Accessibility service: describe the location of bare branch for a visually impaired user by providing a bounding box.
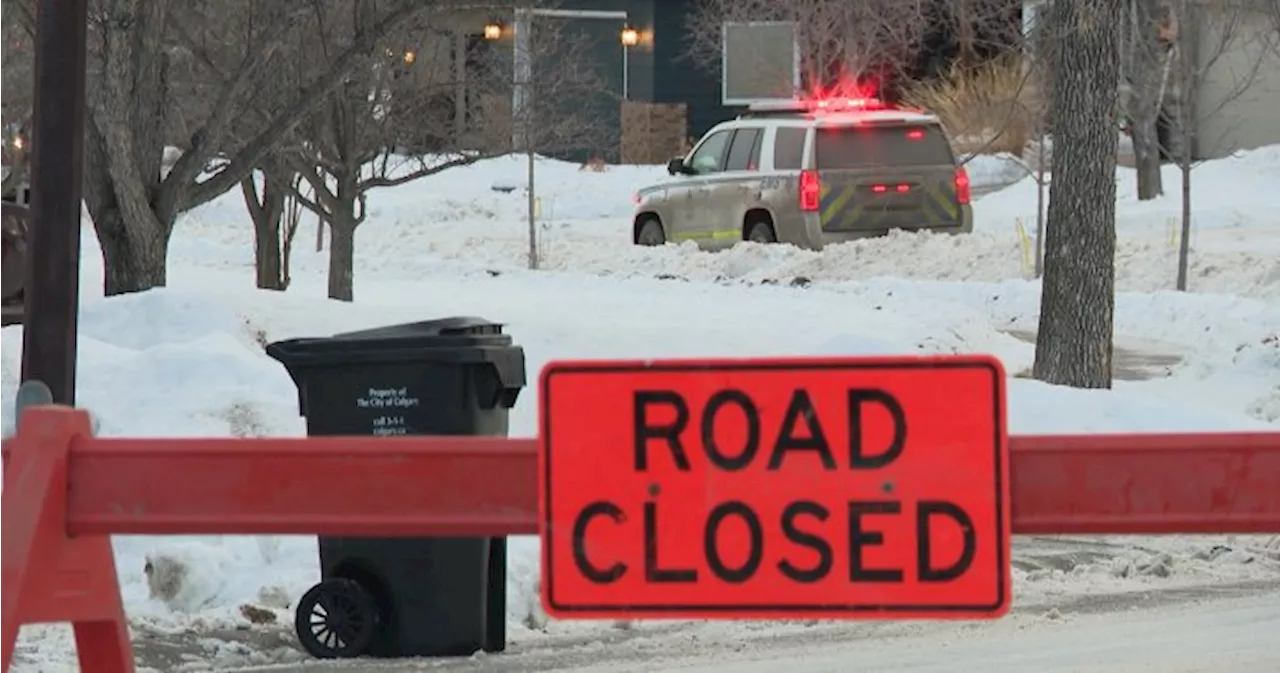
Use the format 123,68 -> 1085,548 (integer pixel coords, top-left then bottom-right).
684,0 -> 1020,99
360,155 -> 479,189
162,4 -> 310,217
183,0 -> 442,210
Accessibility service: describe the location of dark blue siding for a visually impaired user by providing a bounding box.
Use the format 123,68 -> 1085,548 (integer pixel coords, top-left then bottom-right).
649,0 -> 737,138
553,0 -> 739,147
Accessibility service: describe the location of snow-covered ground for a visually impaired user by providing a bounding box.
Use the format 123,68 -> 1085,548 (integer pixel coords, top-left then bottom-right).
2,148 -> 1279,672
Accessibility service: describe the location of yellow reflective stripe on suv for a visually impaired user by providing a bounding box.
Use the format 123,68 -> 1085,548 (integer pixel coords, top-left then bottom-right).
671,229 -> 740,242
819,184 -> 859,228
819,181 -> 960,230
926,181 -> 960,220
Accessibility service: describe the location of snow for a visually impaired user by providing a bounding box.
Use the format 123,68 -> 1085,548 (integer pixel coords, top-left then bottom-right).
960,151 -> 1030,188
2,148 -> 1279,672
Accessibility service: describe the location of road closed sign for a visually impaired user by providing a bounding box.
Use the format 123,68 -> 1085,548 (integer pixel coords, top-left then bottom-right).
538,356 -> 1010,620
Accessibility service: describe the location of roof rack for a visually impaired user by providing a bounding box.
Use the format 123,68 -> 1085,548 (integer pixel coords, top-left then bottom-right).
736,100 -> 810,119
745,100 -> 809,112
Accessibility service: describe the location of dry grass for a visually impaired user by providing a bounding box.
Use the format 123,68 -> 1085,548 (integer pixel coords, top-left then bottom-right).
900,58 -> 1044,157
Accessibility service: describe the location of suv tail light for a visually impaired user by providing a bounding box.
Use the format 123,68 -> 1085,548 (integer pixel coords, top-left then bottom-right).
799,169 -> 821,212
954,166 -> 971,205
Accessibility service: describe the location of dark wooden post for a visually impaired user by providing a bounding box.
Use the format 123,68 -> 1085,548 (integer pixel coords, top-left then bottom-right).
20,0 -> 90,405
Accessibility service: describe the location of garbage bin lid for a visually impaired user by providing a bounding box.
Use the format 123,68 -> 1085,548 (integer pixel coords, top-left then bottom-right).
332,316 -> 503,341
264,316 -> 518,368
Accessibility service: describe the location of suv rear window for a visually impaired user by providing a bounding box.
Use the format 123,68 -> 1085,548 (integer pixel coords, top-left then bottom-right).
814,125 -> 954,169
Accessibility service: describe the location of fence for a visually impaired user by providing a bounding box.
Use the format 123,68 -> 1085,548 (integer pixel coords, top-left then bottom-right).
3,405 -> 1279,672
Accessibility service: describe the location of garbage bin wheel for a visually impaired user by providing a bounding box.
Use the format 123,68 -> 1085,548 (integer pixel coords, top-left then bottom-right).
295,578 -> 380,659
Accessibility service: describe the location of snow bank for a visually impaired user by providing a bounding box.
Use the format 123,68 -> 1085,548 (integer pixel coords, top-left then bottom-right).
152,147 -> 1280,303
3,268 -> 1275,663
3,146 -> 1279,671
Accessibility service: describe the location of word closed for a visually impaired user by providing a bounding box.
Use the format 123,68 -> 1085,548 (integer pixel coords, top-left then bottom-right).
539,357 -> 1010,620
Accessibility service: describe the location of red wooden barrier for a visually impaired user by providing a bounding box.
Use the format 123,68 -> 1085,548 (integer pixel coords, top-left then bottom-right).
4,405 -> 1280,672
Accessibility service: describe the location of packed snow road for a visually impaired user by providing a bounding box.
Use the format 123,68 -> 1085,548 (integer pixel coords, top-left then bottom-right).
231,580 -> 1280,673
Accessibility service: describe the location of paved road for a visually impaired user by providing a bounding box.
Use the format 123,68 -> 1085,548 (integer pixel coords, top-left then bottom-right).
224,579 -> 1280,673
637,586 -> 1280,673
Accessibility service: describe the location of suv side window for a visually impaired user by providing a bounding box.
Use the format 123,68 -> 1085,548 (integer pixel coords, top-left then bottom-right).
773,127 -> 807,170
724,128 -> 763,172
689,130 -> 732,174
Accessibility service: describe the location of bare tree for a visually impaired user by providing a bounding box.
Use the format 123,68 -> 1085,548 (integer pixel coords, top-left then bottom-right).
1032,0 -> 1125,389
685,0 -> 1022,98
509,15 -> 618,269
1019,11 -> 1053,277
275,7 -> 614,301
240,160 -> 305,291
1122,0 -> 1175,200
900,4 -> 1048,272
4,0 -> 447,296
280,4 -> 482,302
168,2 -> 310,292
236,33 -> 310,291
1165,0 -> 1277,291
1,3 -> 34,199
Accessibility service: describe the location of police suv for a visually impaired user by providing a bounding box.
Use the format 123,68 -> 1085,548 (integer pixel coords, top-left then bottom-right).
632,97 -> 973,251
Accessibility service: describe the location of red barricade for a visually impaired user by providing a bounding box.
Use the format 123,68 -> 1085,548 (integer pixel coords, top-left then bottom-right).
4,405 -> 1280,672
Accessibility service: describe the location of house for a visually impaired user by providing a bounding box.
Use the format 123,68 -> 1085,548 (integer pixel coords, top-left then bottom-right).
1024,0 -> 1280,160
539,0 -> 1024,162
1190,2 -> 1280,158
441,0 -> 737,163
465,0 -> 1022,163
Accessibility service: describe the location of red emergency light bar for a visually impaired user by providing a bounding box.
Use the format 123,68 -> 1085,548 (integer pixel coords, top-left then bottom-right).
744,97 -> 892,116
810,97 -> 887,111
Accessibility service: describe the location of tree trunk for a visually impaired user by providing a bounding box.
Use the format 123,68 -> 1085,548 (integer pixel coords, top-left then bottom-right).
1174,2 -> 1193,292
324,165 -> 362,302
83,15 -> 177,298
83,124 -> 175,296
242,163 -> 291,291
280,176 -> 304,290
94,206 -> 170,295
1033,120 -> 1048,278
254,202 -> 285,291
955,0 -> 977,66
1177,140 -> 1193,292
1131,120 -> 1163,199
327,216 -> 356,302
1128,0 -> 1165,200
1032,0 -> 1124,390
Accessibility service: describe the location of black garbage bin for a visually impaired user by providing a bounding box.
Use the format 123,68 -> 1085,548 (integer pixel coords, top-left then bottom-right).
266,317 -> 526,660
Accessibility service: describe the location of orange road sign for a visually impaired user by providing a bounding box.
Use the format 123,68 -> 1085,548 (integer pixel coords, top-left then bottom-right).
538,356 -> 1010,620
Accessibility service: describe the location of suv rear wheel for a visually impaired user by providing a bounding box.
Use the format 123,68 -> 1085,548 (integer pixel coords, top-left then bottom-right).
744,216 -> 777,244
635,216 -> 666,246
